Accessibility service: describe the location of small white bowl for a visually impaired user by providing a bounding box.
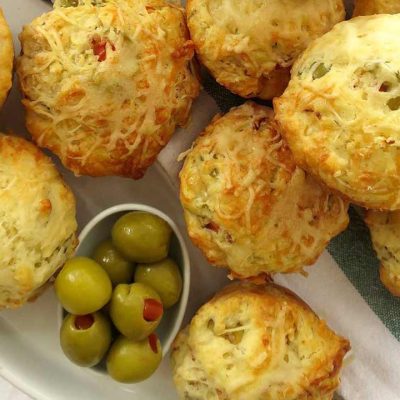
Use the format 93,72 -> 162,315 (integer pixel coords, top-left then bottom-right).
58,203 -> 190,368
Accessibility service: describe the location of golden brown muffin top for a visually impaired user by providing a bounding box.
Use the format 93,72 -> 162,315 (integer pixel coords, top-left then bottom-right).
180,102 -> 349,278
275,15 -> 400,210
187,0 -> 344,99
17,0 -> 199,178
353,0 -> 400,16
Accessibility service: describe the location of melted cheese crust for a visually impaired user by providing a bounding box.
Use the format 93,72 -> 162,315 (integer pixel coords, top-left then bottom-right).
179,102 -> 349,278
187,0 -> 344,100
353,0 -> 400,16
275,15 -> 400,210
0,8 -> 13,109
0,134 -> 77,309
171,283 -> 350,400
17,0 -> 199,178
365,210 -> 400,296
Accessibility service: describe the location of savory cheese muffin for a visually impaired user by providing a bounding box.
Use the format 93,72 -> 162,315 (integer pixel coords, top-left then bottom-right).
171,282 -> 350,400
17,0 -> 199,179
365,210 -> 400,296
353,0 -> 400,16
275,15 -> 400,210
0,134 -> 77,309
186,0 -> 345,100
179,102 -> 349,279
0,8 -> 13,109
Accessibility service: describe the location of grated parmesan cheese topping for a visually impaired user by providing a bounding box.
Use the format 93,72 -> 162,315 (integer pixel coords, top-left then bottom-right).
179,102 -> 349,278
17,0 -> 199,178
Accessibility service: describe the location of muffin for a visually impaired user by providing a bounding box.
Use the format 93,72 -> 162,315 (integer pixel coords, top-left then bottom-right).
0,134 -> 78,309
353,0 -> 400,16
0,8 -> 13,109
179,102 -> 349,279
17,0 -> 199,179
275,15 -> 400,210
171,282 -> 350,400
365,210 -> 400,296
186,0 -> 345,100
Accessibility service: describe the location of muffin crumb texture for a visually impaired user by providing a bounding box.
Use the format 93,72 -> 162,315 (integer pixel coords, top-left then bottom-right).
366,210 -> 400,296
0,134 -> 77,309
171,283 -> 350,400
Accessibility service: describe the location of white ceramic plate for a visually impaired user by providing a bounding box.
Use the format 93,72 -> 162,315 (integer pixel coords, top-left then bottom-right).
0,1 -> 229,399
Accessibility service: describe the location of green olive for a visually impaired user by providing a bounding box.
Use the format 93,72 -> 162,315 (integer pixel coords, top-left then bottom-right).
60,312 -> 112,367
387,96 -> 400,111
312,63 -> 330,80
110,282 -> 163,340
55,257 -> 112,315
106,334 -> 162,383
135,258 -> 182,308
111,212 -> 172,263
59,0 -> 79,6
92,240 -> 135,285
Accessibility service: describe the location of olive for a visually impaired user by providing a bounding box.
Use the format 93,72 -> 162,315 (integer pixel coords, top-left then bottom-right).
60,312 -> 112,367
110,282 -> 163,340
106,334 -> 162,383
59,0 -> 79,6
55,257 -> 112,315
111,212 -> 172,263
92,240 -> 135,285
135,258 -> 182,308
387,96 -> 400,111
312,63 -> 330,80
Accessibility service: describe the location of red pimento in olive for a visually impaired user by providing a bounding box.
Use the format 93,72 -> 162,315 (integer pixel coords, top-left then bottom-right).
74,314 -> 95,330
106,335 -> 162,383
143,298 -> 164,322
60,312 -> 112,367
110,283 -> 163,340
148,333 -> 159,354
